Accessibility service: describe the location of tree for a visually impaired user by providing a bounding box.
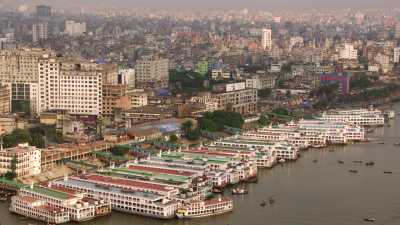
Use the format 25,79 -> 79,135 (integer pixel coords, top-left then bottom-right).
198,111 -> 244,132
111,145 -> 130,156
187,128 -> 200,141
272,108 -> 290,116
2,129 -> 32,148
169,134 -> 178,143
181,121 -> 193,134
4,155 -> 17,180
258,115 -> 270,126
258,88 -> 272,98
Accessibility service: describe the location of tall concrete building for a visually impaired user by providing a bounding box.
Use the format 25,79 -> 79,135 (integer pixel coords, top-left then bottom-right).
36,5 -> 51,18
0,84 -> 10,115
394,47 -> 400,64
32,22 -> 48,43
395,23 -> 400,39
261,28 -> 272,51
212,82 -> 258,116
339,43 -> 358,60
135,55 -> 169,89
38,56 -> 103,116
65,20 -> 86,36
0,48 -> 53,115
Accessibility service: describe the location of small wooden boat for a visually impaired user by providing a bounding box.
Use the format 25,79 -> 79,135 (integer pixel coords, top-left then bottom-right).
363,218 -> 376,222
313,159 -> 318,163
349,170 -> 358,173
338,160 -> 344,164
383,171 -> 393,174
232,188 -> 248,195
394,142 -> 400,146
211,188 -> 223,194
268,197 -> 275,205
260,201 -> 266,207
245,177 -> 258,183
365,161 -> 375,166
378,142 -> 385,145
353,160 -> 363,163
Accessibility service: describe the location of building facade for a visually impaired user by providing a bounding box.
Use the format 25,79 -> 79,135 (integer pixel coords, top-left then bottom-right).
38,56 -> 103,116
135,55 -> 169,89
0,144 -> 41,177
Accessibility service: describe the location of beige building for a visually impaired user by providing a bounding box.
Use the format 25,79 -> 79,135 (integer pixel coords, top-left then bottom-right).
32,22 -> 48,43
135,55 -> 169,89
0,84 -> 10,114
127,89 -> 148,108
102,84 -> 128,115
38,56 -> 103,116
212,83 -> 258,116
0,143 -> 41,178
0,48 -> 53,115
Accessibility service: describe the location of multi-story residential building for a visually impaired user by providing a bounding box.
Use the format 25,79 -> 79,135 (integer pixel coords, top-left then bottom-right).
135,55 -> 169,89
32,22 -> 48,43
0,143 -> 41,177
212,83 -> 257,116
65,20 -> 86,36
395,23 -> 400,39
127,89 -> 148,108
123,106 -> 174,126
102,84 -> 128,115
393,47 -> 400,64
38,56 -> 103,116
261,28 -> 272,50
339,43 -> 358,60
36,5 -> 51,18
0,84 -> 10,114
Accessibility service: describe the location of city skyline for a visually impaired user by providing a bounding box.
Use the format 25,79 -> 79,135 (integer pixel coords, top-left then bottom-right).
1,0 -> 400,11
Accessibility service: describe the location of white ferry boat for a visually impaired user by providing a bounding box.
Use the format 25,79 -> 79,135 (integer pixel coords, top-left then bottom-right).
10,196 -> 70,224
176,198 -> 233,219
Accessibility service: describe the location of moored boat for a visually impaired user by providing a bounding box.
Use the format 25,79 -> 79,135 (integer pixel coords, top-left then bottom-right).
232,188 -> 248,195
176,198 -> 233,219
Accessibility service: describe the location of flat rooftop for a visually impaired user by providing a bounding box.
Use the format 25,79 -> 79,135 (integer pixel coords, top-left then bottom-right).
53,178 -> 163,202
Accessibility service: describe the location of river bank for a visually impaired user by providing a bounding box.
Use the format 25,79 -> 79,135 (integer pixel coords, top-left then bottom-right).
1,107 -> 400,225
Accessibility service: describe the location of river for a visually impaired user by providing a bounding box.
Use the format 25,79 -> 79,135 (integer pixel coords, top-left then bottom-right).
2,105 -> 400,225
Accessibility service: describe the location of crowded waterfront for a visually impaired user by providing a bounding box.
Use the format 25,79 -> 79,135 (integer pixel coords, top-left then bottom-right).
1,107 -> 399,225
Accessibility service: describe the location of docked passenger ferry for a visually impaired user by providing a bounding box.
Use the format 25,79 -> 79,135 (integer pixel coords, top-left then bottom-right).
176,198 -> 233,219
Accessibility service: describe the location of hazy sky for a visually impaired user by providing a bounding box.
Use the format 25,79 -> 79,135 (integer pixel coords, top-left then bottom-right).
3,0 -> 400,10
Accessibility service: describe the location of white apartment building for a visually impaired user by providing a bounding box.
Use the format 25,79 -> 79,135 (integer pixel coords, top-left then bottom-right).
38,56 -> 102,115
32,22 -> 48,43
394,47 -> 400,64
0,143 -> 41,177
135,55 -> 169,89
339,43 -> 358,60
65,20 -> 86,36
127,89 -> 148,108
261,28 -> 272,50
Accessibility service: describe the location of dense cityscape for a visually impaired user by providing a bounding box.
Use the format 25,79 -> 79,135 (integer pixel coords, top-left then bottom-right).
0,1 -> 399,225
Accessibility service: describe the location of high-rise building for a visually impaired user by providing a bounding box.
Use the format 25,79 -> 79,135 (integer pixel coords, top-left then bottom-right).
261,28 -> 272,51
0,48 -> 54,115
396,23 -> 400,39
38,56 -> 103,116
339,43 -> 358,60
32,22 -> 48,43
36,5 -> 51,18
65,20 -> 86,36
394,47 -> 400,64
212,82 -> 258,116
135,55 -> 169,89
0,84 -> 10,115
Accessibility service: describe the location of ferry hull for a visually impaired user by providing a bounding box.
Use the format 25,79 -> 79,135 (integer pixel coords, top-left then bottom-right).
176,208 -> 233,219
